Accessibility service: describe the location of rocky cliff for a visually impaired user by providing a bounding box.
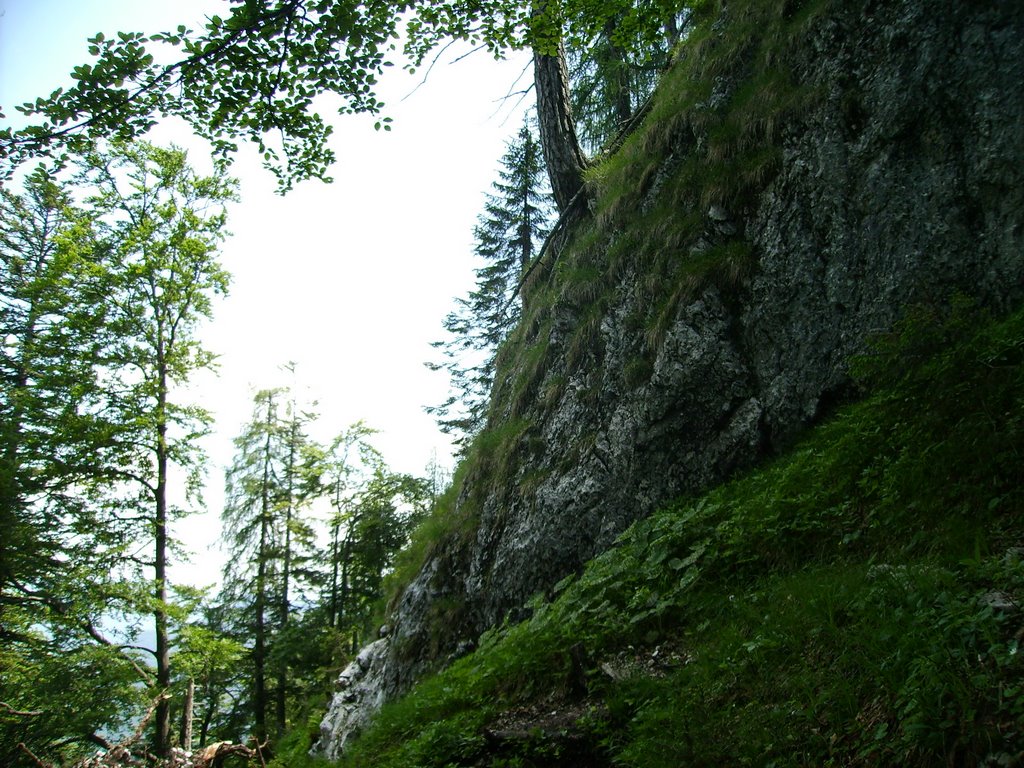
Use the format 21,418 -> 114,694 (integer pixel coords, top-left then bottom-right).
317,0 -> 1024,756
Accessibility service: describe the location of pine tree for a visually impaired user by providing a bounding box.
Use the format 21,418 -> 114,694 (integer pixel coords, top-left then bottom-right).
428,121 -> 554,448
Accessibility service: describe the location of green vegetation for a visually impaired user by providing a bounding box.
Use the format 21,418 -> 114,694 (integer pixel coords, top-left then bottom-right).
0,144 -> 237,762
547,0 -> 827,358
332,299 -> 1024,766
5,0 -> 1018,763
208,408 -> 435,750
389,0 -> 837,605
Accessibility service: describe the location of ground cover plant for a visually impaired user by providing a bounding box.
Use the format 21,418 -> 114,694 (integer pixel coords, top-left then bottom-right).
311,298 -> 1024,767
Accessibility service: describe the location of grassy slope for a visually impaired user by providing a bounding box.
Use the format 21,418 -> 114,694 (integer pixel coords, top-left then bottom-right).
287,301 -> 1023,768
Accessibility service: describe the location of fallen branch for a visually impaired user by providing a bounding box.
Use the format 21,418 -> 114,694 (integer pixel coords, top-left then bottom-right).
192,740 -> 260,767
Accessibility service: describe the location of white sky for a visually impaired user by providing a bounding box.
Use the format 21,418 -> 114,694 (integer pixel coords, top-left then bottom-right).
1,0 -> 533,588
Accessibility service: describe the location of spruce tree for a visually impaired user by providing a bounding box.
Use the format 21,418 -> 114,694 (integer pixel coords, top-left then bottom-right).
428,121 -> 554,448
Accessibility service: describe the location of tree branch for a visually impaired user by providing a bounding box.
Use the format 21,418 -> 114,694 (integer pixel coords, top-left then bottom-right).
2,1 -> 305,157
403,38 -> 461,101
17,743 -> 52,768
1,701 -> 43,717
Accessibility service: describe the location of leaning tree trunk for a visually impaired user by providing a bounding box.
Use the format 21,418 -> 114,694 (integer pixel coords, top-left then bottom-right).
533,41 -> 588,214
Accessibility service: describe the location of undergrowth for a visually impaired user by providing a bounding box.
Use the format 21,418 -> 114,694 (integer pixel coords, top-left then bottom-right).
334,300 -> 1024,767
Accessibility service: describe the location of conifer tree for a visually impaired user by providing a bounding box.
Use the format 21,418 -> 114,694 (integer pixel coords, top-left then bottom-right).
428,120 -> 554,447
272,379 -> 320,735
321,422 -> 385,636
335,469 -> 426,650
318,424 -> 431,654
568,21 -> 676,154
0,169 -> 105,614
221,385 -> 319,742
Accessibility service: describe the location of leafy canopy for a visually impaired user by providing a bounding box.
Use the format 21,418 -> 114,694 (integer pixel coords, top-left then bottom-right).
0,0 -> 686,191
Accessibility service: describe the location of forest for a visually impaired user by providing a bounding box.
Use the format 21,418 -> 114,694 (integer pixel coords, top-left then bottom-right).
3,0 -> 1023,766
2,0 -> 663,763
0,136 -> 449,763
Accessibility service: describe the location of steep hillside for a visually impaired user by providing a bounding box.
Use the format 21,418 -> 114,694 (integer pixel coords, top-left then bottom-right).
314,0 -> 1024,759
325,299 -> 1024,766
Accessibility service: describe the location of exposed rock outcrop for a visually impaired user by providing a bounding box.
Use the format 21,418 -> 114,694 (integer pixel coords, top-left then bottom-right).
316,0 -> 1024,755
316,638 -> 390,761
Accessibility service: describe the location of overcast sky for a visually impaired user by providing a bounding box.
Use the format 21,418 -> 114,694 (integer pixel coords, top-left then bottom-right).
1,0 -> 533,587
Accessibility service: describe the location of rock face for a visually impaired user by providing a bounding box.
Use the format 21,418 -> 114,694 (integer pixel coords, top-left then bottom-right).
316,638 -> 390,761
315,0 -> 1024,756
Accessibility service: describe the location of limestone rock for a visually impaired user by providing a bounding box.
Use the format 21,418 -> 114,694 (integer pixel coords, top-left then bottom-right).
314,638 -> 390,760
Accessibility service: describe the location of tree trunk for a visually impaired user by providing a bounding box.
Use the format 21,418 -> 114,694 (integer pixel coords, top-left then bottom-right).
180,678 -> 195,752
276,414 -> 297,735
519,132 -> 536,275
198,684 -> 215,748
154,360 -> 172,758
533,41 -> 588,213
253,397 -> 274,744
328,518 -> 340,628
339,523 -> 353,638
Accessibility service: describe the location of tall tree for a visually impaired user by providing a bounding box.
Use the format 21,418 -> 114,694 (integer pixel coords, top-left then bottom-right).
0,143 -> 235,762
0,170 -> 149,765
0,168 -> 104,616
75,140 -> 236,757
321,422 -> 385,636
272,379 -> 319,735
221,385 -> 318,742
222,388 -> 282,745
428,121 -> 554,446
